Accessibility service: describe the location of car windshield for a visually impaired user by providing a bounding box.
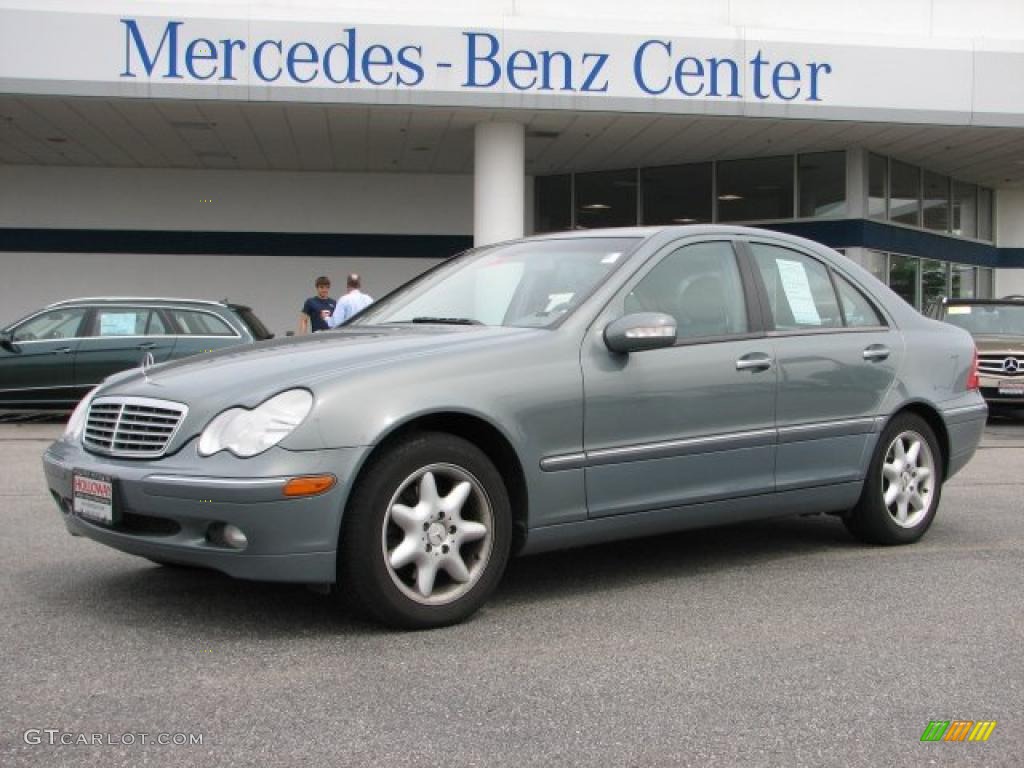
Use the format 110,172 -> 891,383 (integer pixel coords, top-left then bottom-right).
352,237 -> 641,329
943,303 -> 1024,336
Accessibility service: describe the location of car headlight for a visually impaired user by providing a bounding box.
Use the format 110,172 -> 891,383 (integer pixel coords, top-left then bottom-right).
198,389 -> 314,458
63,387 -> 100,443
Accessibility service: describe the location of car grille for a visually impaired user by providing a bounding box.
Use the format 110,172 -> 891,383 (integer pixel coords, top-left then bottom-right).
83,397 -> 188,458
978,355 -> 1024,377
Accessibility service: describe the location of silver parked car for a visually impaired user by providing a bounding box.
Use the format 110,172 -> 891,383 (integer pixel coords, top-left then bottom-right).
43,227 -> 987,628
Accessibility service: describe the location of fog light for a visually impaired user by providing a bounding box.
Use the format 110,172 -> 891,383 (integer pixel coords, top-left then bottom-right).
208,522 -> 248,550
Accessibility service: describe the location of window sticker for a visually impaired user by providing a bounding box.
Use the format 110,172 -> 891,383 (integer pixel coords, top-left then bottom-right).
99,313 -> 138,336
776,259 -> 822,325
947,306 -> 971,315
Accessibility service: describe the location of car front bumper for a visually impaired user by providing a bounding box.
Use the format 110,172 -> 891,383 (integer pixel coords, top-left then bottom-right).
42,437 -> 366,583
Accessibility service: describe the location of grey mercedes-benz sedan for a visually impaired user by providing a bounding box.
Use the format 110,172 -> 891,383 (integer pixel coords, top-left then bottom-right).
43,226 -> 987,629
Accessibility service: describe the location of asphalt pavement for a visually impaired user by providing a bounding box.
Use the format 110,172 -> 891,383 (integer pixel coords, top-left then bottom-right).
1,418 -> 1021,767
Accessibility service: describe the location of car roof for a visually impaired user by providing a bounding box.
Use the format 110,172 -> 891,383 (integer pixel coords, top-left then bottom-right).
45,297 -> 232,309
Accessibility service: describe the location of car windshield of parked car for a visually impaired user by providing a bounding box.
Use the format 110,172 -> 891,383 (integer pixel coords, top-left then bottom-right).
944,303 -> 1024,336
353,237 -> 641,328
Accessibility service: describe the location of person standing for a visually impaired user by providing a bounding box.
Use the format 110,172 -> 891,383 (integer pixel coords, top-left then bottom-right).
299,276 -> 337,334
328,273 -> 374,328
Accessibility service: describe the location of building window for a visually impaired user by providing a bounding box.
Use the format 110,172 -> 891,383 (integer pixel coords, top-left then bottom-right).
641,163 -> 712,225
890,161 -> 921,226
574,169 -> 637,229
716,156 -> 794,222
889,253 -> 919,306
921,258 -> 948,310
534,174 -> 572,233
798,151 -> 846,218
952,181 -> 978,238
951,264 -> 976,298
868,153 -> 887,219
978,188 -> 994,241
922,171 -> 949,232
978,267 -> 995,298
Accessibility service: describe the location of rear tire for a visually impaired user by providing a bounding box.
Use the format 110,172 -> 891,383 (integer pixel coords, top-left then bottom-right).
844,413 -> 943,545
338,432 -> 511,629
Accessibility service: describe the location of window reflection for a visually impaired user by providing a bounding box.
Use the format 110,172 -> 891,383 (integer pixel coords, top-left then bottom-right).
890,161 -> 920,226
717,156 -> 794,222
575,169 -> 637,229
641,163 -> 712,225
889,254 -> 919,306
798,151 -> 846,218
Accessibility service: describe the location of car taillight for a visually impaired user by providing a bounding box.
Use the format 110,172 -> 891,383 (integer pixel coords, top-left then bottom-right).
967,347 -> 980,391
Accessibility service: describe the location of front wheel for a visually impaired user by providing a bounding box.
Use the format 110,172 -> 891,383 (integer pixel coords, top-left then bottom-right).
844,413 -> 943,545
339,432 -> 512,629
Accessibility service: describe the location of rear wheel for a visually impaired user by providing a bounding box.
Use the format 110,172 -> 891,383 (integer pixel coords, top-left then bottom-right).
339,432 -> 511,629
844,413 -> 943,545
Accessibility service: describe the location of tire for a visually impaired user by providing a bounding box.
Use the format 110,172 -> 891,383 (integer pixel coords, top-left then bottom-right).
338,432 -> 512,629
844,413 -> 943,545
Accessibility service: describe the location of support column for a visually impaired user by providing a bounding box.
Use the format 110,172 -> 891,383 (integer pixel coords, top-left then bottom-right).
474,122 -> 525,246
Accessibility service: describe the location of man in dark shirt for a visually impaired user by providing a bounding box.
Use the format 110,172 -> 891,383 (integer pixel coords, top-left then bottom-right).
299,276 -> 337,334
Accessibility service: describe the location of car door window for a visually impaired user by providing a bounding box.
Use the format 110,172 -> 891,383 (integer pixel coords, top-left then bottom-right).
833,273 -> 885,328
749,244 -> 842,331
145,311 -> 168,335
624,241 -> 748,340
11,308 -> 87,341
169,309 -> 235,336
93,309 -> 151,337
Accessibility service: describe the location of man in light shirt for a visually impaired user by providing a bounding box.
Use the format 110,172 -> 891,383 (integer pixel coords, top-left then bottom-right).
328,273 -> 374,328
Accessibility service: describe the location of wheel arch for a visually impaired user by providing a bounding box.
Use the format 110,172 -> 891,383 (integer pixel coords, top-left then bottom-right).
344,410 -> 529,554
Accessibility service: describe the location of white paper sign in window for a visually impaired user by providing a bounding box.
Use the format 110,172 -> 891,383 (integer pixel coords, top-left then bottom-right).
99,312 -> 139,336
776,259 -> 822,326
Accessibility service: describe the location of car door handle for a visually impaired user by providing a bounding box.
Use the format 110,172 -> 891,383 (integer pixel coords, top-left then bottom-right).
735,353 -> 774,372
863,344 -> 890,362
51,346 -> 73,355
136,342 -> 157,350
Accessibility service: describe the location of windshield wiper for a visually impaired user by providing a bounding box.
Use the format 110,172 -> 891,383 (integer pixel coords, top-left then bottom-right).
410,317 -> 484,325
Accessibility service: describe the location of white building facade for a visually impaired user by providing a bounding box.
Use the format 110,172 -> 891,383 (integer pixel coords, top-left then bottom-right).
2,0 -> 1024,333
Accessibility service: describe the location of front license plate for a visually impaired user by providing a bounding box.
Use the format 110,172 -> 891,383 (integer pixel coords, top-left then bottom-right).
73,470 -> 116,525
998,384 -> 1024,395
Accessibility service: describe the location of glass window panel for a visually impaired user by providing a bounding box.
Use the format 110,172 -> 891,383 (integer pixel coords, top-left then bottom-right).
890,161 -> 921,226
798,151 -> 846,218
951,264 -> 976,298
978,188 -> 994,241
625,241 -> 747,339
146,311 -> 168,336
575,169 -> 637,229
868,153 -> 887,219
977,267 -> 995,298
534,175 -> 571,233
921,258 -> 949,312
922,171 -> 949,232
889,254 -> 920,307
847,249 -> 888,284
834,273 -> 885,327
12,308 -> 87,342
716,156 -> 794,222
96,309 -> 146,336
641,163 -> 712,225
749,244 -> 842,330
952,181 -> 977,238
169,310 -> 234,336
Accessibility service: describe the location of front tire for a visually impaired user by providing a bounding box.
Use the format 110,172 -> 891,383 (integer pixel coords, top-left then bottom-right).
339,432 -> 512,629
844,413 -> 943,545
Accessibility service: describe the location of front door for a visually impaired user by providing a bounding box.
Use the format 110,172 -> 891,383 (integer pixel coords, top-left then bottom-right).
0,307 -> 88,406
74,306 -> 177,388
581,239 -> 777,518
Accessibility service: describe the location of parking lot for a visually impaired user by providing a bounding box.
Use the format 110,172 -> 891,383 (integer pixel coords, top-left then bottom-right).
1,416 -> 1021,767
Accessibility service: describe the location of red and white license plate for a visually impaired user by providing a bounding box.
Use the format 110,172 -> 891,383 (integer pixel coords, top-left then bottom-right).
73,471 -> 115,525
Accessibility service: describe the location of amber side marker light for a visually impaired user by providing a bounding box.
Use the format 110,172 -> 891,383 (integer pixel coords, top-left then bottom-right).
283,475 -> 337,497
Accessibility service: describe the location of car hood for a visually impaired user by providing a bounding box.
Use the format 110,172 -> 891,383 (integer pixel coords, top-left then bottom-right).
971,335 -> 1024,355
100,323 -> 545,408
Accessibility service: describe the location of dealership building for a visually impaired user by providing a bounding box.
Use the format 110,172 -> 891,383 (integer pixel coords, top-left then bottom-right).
3,0 -> 1024,334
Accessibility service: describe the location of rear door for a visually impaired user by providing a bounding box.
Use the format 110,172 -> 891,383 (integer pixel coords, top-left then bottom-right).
164,307 -> 243,359
74,306 -> 177,388
0,307 -> 87,406
742,239 -> 901,491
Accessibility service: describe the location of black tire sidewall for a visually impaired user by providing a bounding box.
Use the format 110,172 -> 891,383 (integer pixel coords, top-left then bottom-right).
340,432 -> 512,629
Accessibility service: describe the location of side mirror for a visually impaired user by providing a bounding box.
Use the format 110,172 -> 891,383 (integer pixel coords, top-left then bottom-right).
603,312 -> 677,354
0,331 -> 18,353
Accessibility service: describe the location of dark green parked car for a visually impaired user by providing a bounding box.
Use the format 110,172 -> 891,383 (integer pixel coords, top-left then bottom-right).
0,297 -> 272,409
